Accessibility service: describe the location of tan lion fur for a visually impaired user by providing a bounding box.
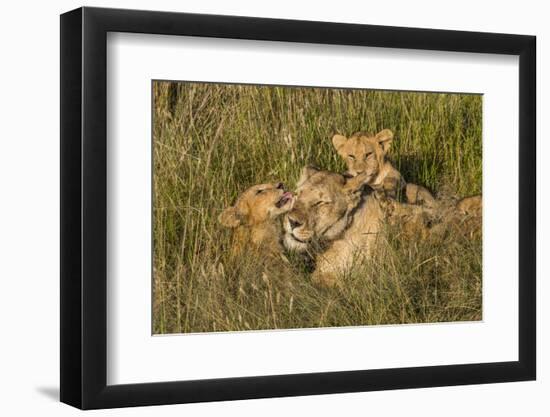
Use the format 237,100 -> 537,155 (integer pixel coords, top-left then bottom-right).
219,182 -> 294,258
283,167 -> 383,287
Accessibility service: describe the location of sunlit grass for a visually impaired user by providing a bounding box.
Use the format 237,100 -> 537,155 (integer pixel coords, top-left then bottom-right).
152,81 -> 482,334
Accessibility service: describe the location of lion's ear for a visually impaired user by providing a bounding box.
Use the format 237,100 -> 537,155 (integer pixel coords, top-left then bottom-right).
375,129 -> 394,152
297,165 -> 319,187
331,134 -> 348,151
218,206 -> 242,228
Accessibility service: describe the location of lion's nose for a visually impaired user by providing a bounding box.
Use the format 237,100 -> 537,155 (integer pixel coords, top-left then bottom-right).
288,217 -> 302,229
276,182 -> 284,190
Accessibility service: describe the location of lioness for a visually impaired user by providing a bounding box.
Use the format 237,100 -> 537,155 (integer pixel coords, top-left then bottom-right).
219,182 -> 294,257
283,166 -> 382,287
332,129 -> 435,207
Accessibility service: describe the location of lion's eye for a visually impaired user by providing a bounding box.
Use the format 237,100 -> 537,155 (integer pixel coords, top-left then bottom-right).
255,189 -> 265,195
313,200 -> 331,208
347,155 -> 356,160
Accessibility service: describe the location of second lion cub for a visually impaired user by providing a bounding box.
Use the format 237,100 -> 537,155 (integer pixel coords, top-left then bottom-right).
219,182 -> 294,258
332,129 -> 435,206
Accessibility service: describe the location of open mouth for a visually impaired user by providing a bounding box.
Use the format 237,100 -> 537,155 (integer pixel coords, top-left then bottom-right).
275,191 -> 294,208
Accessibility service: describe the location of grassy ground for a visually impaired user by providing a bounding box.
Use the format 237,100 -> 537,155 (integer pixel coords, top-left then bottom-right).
152,81 -> 482,334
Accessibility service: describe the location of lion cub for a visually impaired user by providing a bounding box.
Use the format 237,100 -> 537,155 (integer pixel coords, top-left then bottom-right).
332,129 -> 435,207
456,195 -> 482,217
219,182 -> 294,257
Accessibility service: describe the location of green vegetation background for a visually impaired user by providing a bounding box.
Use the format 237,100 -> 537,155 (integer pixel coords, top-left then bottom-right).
153,82 -> 482,334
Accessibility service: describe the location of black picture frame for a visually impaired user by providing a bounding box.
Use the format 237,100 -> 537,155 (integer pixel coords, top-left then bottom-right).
60,6 -> 536,410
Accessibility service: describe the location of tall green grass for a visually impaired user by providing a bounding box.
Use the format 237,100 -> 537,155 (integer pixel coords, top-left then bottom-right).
153,81 -> 482,334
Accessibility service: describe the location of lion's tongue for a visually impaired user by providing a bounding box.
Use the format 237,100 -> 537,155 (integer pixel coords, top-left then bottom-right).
276,192 -> 293,208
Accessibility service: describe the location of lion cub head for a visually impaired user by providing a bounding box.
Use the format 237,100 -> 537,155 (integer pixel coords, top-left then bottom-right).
332,129 -> 394,180
456,195 -> 482,217
283,167 -> 367,252
219,182 -> 294,256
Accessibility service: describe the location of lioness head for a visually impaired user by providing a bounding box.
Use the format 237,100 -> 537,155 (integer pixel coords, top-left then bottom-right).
332,129 -> 394,180
219,182 -> 294,228
283,167 -> 367,252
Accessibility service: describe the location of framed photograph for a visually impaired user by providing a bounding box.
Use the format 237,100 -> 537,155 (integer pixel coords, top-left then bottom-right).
60,6 -> 536,410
